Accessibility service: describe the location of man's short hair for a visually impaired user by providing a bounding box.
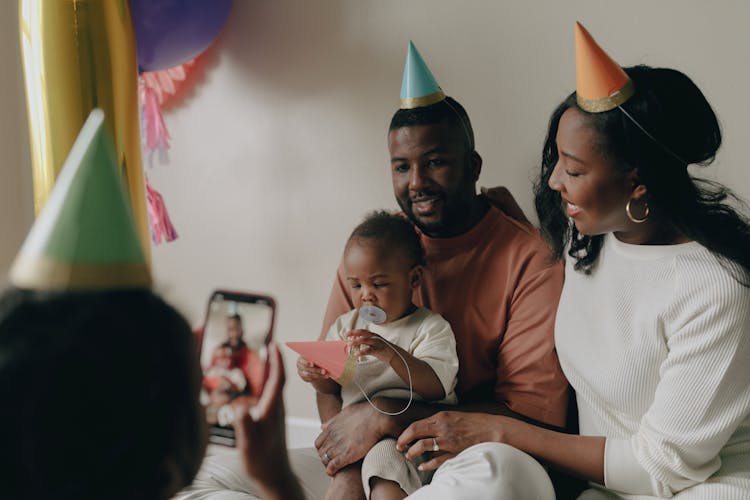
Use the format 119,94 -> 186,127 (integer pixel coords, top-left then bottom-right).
389,96 -> 475,151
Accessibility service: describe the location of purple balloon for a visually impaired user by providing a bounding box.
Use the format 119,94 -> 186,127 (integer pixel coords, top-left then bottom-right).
130,0 -> 233,72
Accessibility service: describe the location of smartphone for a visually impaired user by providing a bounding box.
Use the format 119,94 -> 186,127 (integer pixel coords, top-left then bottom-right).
199,289 -> 276,446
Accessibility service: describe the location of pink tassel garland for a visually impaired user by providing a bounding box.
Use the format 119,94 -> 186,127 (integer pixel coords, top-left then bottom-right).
146,176 -> 178,245
138,59 -> 199,245
139,78 -> 172,155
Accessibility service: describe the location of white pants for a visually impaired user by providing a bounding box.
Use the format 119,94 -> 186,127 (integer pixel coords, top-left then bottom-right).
175,443 -> 554,500
406,443 -> 555,500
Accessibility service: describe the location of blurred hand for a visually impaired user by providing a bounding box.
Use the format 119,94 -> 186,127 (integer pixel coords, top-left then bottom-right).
232,343 -> 290,485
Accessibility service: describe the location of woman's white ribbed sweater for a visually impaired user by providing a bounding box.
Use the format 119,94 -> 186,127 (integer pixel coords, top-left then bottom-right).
556,235 -> 750,498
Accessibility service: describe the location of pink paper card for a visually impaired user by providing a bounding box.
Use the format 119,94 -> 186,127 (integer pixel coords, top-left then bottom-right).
285,341 -> 355,385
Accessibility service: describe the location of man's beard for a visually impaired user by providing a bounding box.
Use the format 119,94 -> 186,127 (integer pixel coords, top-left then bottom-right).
397,192 -> 472,238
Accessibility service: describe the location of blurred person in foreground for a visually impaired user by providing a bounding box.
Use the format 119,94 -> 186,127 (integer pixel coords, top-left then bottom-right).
0,109 -> 303,500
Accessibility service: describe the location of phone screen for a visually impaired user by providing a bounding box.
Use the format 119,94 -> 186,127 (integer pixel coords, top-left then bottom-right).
199,290 -> 275,446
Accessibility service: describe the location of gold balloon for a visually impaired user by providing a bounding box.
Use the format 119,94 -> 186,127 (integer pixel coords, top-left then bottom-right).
19,0 -> 150,262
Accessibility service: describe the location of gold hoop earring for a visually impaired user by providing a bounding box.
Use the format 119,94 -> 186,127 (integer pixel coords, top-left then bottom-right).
626,199 -> 649,223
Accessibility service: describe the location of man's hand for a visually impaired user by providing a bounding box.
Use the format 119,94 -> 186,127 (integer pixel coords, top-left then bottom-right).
481,186 -> 531,225
315,398 -> 500,475
314,400 -> 385,475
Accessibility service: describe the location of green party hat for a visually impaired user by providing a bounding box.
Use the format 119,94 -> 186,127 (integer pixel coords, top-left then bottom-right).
399,41 -> 446,109
10,109 -> 151,290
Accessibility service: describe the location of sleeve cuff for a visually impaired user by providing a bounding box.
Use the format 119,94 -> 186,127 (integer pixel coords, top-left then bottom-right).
421,357 -> 458,398
604,437 -> 655,495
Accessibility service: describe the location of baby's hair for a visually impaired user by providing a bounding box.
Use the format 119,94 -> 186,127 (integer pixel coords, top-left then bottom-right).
348,210 -> 425,267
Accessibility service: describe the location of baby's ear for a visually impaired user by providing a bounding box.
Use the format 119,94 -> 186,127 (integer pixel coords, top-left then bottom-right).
410,266 -> 424,288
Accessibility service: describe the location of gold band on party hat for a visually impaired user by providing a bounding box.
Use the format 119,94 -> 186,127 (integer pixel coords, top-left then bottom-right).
10,255 -> 151,291
400,90 -> 446,110
577,79 -> 635,113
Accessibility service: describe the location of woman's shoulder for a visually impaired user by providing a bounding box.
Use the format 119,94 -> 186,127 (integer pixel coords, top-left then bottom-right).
674,244 -> 749,291
670,246 -> 750,319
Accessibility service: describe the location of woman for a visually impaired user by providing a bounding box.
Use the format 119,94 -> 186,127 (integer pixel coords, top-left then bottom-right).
396,24 -> 750,499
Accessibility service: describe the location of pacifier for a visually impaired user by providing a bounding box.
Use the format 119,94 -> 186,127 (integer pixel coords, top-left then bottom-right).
359,304 -> 387,324
354,304 -> 387,362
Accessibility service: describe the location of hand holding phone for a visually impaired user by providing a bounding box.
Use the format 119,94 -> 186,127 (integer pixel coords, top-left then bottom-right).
199,290 -> 276,446
231,344 -> 307,500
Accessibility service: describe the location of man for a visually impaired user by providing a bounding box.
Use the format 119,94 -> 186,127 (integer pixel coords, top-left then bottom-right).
227,314 -> 245,345
179,42 -> 568,499
205,314 -> 252,421
313,42 -> 568,499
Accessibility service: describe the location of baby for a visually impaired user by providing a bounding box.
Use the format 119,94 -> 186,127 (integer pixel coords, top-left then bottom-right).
298,210 -> 458,499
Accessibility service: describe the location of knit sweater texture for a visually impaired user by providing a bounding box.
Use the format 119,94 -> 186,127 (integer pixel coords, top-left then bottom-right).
556,235 -> 750,498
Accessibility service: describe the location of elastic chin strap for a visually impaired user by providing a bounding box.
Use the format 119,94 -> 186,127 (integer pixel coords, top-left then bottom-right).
443,98 -> 475,150
617,105 -> 688,166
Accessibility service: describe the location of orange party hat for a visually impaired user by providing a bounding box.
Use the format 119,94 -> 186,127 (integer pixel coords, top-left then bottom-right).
285,341 -> 356,385
574,22 -> 634,113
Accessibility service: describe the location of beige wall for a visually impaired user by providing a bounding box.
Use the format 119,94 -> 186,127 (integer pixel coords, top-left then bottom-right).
2,1 -> 749,420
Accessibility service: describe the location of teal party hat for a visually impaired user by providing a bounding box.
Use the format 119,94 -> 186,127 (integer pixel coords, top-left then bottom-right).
400,41 -> 445,109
